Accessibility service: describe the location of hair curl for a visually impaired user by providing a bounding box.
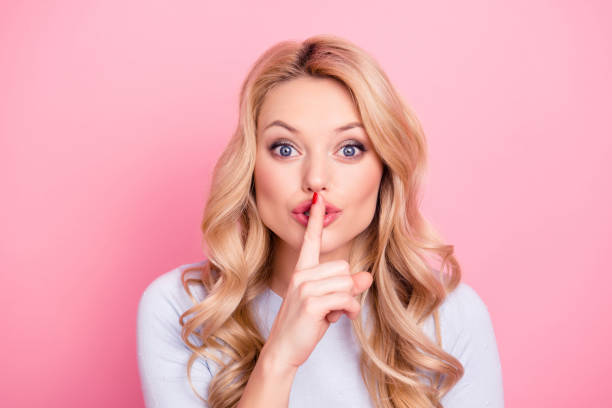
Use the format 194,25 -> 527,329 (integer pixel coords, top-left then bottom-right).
179,34 -> 463,407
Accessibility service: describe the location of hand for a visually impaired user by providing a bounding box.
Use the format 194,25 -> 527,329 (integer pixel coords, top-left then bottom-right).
261,192 -> 373,370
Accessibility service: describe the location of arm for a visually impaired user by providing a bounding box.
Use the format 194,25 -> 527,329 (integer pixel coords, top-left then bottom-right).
441,283 -> 504,407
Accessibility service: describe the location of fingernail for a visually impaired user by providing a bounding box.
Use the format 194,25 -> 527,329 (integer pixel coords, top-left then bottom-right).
312,192 -> 318,205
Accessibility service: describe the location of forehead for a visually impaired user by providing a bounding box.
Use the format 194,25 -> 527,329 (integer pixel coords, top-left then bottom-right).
257,76 -> 361,132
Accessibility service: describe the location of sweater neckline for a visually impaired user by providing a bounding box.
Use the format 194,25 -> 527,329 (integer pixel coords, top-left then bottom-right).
266,285 -> 284,302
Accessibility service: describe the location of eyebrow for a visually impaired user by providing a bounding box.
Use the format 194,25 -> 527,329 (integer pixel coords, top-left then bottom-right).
263,120 -> 363,134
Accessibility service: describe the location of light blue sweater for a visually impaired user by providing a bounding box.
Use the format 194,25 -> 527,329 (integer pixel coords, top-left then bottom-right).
137,261 -> 504,407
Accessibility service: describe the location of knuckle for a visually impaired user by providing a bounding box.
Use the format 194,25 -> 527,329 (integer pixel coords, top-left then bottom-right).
288,275 -> 301,292
290,270 -> 303,283
341,276 -> 354,291
338,292 -> 353,304
338,260 -> 350,274
328,260 -> 349,275
303,297 -> 318,315
297,281 -> 310,299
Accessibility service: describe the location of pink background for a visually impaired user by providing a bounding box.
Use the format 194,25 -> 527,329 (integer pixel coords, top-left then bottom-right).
1,1 -> 610,406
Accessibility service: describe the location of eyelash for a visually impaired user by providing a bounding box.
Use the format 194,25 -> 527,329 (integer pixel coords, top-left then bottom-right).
269,139 -> 367,160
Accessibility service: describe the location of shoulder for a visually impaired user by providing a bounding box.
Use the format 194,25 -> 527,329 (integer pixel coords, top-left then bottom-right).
438,283 -> 505,405
137,260 -> 216,406
431,282 -> 505,405
137,260 -> 209,338
442,283 -> 504,391
139,260 -> 208,305
441,282 -> 491,326
421,281 -> 497,356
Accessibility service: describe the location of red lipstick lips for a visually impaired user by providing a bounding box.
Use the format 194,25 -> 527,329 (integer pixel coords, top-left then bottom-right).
291,199 -> 341,215
291,197 -> 342,227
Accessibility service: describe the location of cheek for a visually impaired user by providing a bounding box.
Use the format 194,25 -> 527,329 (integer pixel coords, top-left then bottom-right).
254,161 -> 274,199
345,161 -> 383,229
350,159 -> 383,202
254,157 -> 294,216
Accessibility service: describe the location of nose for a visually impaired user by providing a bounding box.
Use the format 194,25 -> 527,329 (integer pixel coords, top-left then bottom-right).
302,151 -> 329,193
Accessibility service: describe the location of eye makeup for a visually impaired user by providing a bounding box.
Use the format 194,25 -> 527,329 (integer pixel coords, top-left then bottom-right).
268,138 -> 367,160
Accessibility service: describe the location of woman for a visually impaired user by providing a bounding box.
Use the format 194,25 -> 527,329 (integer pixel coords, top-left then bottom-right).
137,34 -> 504,407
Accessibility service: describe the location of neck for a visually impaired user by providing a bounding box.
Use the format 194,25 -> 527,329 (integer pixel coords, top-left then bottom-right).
268,236 -> 352,299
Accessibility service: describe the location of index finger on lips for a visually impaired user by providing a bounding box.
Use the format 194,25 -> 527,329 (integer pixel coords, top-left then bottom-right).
295,192 -> 325,271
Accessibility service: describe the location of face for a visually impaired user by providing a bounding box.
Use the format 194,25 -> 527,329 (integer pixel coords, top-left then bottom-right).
254,76 -> 384,257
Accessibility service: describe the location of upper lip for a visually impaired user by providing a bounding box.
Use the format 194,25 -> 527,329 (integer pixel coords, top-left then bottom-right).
291,197 -> 341,214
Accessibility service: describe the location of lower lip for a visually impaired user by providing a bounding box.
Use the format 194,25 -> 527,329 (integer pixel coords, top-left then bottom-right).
291,211 -> 341,227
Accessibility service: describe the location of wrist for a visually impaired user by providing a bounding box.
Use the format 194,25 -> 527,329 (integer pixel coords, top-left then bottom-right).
259,344 -> 298,378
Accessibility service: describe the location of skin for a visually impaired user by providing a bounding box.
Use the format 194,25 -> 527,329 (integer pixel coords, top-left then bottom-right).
254,76 -> 384,298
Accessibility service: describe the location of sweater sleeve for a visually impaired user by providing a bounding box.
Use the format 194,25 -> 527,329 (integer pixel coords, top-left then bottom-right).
440,283 -> 504,408
137,267 -> 213,408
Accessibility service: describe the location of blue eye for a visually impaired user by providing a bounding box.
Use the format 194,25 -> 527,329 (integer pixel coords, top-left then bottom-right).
340,144 -> 357,157
338,142 -> 366,159
269,140 -> 367,160
270,143 -> 297,157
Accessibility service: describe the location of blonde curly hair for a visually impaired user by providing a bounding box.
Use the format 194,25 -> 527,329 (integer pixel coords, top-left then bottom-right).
179,34 -> 463,407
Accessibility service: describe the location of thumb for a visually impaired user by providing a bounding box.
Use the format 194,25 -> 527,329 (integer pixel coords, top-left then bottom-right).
351,272 -> 373,296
